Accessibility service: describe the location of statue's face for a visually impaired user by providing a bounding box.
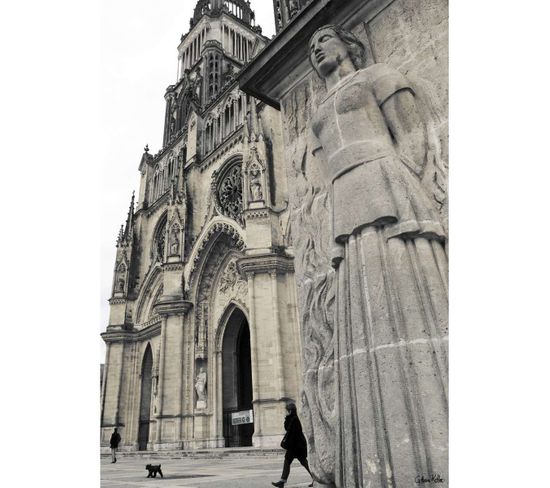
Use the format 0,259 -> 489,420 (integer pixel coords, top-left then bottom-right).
309,28 -> 349,78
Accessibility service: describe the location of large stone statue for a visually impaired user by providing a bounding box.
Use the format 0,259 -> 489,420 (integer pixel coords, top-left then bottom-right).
308,26 -> 448,487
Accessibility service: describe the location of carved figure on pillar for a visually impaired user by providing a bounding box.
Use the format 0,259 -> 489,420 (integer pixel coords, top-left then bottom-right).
288,0 -> 301,19
195,366 -> 207,409
169,224 -> 180,257
115,262 -> 127,296
308,26 -> 448,487
249,165 -> 263,202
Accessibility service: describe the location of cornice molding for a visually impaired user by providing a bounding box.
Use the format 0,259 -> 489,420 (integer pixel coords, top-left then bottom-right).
101,320 -> 162,343
162,262 -> 185,272
237,252 -> 294,276
244,208 -> 270,220
108,297 -> 126,305
153,298 -> 194,317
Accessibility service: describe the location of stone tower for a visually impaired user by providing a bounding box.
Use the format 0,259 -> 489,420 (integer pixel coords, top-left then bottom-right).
101,0 -> 302,451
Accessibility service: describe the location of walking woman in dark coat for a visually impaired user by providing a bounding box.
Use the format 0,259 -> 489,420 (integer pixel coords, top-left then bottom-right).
109,428 -> 121,463
272,403 -> 314,487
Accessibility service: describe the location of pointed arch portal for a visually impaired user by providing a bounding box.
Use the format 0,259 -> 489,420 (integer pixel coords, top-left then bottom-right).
222,307 -> 253,447
138,345 -> 153,450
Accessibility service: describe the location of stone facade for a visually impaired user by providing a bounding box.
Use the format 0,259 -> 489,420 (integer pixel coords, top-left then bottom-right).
241,0 -> 448,486
101,0 -> 302,452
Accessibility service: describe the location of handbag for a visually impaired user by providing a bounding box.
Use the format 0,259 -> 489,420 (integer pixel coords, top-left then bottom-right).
280,432 -> 289,449
280,416 -> 295,449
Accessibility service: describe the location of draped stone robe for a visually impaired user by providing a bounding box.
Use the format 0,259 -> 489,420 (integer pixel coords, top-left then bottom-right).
311,63 -> 448,487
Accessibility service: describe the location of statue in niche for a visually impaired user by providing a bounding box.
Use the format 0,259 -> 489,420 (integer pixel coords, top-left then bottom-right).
288,0 -> 301,18
308,26 -> 448,487
224,63 -> 235,85
249,166 -> 263,201
194,366 -> 207,408
116,263 -> 126,294
169,225 -> 180,256
192,68 -> 203,101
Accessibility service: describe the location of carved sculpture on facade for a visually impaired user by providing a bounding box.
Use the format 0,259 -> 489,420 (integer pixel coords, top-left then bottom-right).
115,262 -> 127,295
193,68 -> 203,101
288,0 -> 301,18
169,224 -> 180,256
303,25 -> 448,487
248,164 -> 263,202
195,365 -> 207,409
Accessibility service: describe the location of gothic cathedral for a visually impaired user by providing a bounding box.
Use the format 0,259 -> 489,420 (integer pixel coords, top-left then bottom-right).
101,0 -> 302,451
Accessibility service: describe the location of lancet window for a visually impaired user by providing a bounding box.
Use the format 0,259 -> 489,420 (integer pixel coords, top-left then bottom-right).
222,25 -> 252,62
207,53 -> 221,100
150,161 -> 171,203
203,94 -> 246,156
181,28 -> 207,73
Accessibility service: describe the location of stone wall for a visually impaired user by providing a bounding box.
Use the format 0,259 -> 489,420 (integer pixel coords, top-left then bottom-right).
240,0 -> 448,485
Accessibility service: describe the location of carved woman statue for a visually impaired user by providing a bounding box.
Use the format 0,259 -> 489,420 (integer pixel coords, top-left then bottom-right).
249,166 -> 263,201
309,26 -> 448,487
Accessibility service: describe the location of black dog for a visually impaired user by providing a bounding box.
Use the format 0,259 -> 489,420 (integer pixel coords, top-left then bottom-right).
145,464 -> 163,478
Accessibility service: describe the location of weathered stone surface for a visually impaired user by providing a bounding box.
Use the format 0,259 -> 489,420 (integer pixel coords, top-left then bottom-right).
240,1 -> 448,486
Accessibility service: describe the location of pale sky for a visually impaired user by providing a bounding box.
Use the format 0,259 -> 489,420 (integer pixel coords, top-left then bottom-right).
100,1 -> 276,362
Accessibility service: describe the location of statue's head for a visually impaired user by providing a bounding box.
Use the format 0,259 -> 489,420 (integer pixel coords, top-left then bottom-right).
309,25 -> 366,78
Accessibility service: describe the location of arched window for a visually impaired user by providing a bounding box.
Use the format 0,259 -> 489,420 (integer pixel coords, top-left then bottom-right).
151,214 -> 167,263
216,158 -> 244,224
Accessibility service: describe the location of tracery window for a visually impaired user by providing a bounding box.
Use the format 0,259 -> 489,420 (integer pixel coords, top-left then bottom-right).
152,215 -> 167,263
216,162 -> 243,223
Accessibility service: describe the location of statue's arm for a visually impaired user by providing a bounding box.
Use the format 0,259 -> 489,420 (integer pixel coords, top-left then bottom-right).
381,89 -> 427,175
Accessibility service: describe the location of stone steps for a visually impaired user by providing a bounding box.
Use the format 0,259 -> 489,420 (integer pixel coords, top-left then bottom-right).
102,447 -> 284,459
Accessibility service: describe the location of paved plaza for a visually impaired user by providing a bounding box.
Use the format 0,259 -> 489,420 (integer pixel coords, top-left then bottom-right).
101,454 -> 314,488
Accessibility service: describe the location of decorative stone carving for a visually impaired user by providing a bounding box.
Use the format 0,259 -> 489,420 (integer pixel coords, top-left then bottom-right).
304,25 -> 448,487
219,259 -> 239,293
248,164 -> 263,202
217,257 -> 248,310
288,0 -> 301,18
195,365 -> 207,409
169,224 -> 180,256
195,303 -> 209,359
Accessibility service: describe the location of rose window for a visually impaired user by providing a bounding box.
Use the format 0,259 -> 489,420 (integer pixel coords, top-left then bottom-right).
217,164 -> 243,222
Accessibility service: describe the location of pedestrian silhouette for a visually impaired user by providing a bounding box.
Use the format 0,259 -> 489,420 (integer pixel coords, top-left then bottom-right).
109,428 -> 121,463
272,402 -> 314,487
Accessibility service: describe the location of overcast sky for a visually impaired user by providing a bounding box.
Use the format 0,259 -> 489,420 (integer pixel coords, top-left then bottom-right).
100,1 -> 276,362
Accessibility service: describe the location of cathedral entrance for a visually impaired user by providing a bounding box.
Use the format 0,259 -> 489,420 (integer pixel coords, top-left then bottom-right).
221,308 -> 254,447
138,345 -> 153,450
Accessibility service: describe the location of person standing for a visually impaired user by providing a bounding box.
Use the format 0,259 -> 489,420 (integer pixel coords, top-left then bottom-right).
109,428 -> 121,463
272,403 -> 314,487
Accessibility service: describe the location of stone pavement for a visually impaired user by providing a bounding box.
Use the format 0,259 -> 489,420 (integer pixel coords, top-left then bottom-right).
101,454 -> 314,488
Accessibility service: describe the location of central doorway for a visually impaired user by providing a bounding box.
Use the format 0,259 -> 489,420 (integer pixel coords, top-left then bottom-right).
222,308 -> 254,447
138,345 -> 153,451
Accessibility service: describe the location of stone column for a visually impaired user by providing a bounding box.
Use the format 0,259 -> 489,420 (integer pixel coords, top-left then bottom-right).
153,258 -> 193,449
100,330 -> 133,448
238,253 -> 297,448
